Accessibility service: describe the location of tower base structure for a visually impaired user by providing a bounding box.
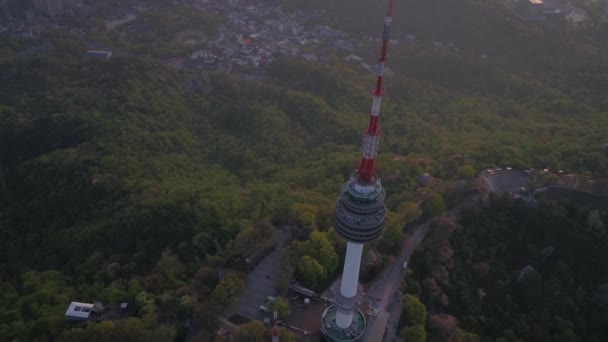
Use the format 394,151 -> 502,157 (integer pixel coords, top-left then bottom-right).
322,174 -> 385,341
320,305 -> 366,342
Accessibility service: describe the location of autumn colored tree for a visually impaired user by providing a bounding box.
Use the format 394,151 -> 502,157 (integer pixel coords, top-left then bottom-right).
398,201 -> 423,223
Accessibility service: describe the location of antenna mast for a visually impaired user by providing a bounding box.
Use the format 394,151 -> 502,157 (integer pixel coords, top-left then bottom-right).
357,0 -> 394,184
272,309 -> 279,342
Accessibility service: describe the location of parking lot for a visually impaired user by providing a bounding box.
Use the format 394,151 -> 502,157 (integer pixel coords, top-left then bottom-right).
225,228 -> 290,322
482,168 -> 529,193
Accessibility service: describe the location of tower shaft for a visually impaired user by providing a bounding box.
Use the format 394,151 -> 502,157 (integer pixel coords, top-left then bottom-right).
336,242 -> 364,328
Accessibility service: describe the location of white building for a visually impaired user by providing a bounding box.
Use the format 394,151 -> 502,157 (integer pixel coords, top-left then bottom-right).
65,301 -> 94,321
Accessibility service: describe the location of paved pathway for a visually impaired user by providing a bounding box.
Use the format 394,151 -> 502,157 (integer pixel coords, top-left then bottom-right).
376,204 -> 471,342
224,228 -> 291,322
362,219 -> 432,342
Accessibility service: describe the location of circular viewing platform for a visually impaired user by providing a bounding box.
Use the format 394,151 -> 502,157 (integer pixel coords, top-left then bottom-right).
320,305 -> 366,342
334,175 -> 386,243
343,176 -> 385,205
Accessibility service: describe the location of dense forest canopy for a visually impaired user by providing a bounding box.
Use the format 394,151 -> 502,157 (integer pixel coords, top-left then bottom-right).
1,0 -> 607,339
408,197 -> 608,341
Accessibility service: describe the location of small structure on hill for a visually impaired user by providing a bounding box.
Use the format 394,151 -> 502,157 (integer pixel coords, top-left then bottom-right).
86,50 -> 112,59
290,284 -> 315,298
65,301 -> 130,322
65,302 -> 95,321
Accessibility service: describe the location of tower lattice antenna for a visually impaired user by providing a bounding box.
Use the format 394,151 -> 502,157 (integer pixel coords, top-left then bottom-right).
357,0 -> 394,184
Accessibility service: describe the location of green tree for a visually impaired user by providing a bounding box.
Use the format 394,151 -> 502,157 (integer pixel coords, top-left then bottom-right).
235,320 -> 268,342
303,230 -> 338,273
402,280 -> 422,296
378,211 -> 404,254
423,193 -> 445,217
2,270 -> 74,340
211,272 -> 244,306
298,256 -> 325,288
556,328 -> 576,342
459,165 -> 475,179
135,291 -> 156,315
401,294 -> 427,326
277,264 -> 295,293
233,226 -> 261,255
60,318 -> 153,341
400,324 -> 426,342
269,296 -> 291,319
293,203 -> 318,226
195,266 -> 219,294
153,254 -> 186,290
144,325 -> 177,342
177,295 -> 193,320
279,328 -> 297,342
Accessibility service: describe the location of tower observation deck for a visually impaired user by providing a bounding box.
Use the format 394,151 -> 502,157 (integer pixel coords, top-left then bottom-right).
334,177 -> 386,243
321,1 -> 395,341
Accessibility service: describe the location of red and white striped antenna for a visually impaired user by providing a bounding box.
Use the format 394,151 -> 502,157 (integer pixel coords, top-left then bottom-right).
357,0 -> 395,184
271,309 -> 279,342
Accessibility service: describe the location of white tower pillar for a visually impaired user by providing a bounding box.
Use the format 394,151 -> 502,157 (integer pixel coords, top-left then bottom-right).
336,242 -> 364,328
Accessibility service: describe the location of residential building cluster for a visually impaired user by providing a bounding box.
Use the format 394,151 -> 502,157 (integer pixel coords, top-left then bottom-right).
502,0 -> 590,25
0,0 -> 90,39
1,0 -> 600,71
187,0 -> 357,70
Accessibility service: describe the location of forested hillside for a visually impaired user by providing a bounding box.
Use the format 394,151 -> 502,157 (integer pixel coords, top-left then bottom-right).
1,0 -> 607,340
0,32 -> 425,340
408,197 -> 608,341
278,0 -> 608,173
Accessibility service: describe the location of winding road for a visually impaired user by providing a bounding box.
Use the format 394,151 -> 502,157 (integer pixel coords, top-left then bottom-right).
362,203 -> 471,342
361,219 -> 431,342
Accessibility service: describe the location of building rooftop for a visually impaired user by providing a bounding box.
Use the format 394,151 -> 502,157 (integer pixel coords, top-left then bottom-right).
65,301 -> 94,320
290,285 -> 315,298
86,50 -> 112,59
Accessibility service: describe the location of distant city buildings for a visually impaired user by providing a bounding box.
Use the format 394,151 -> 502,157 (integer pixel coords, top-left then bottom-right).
183,1 -> 347,70
509,0 -> 580,24
0,0 -> 593,71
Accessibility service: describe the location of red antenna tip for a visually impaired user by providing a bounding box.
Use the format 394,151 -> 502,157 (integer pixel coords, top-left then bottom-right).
387,0 -> 394,17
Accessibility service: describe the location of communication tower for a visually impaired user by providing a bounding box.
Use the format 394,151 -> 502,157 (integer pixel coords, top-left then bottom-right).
321,1 -> 395,341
